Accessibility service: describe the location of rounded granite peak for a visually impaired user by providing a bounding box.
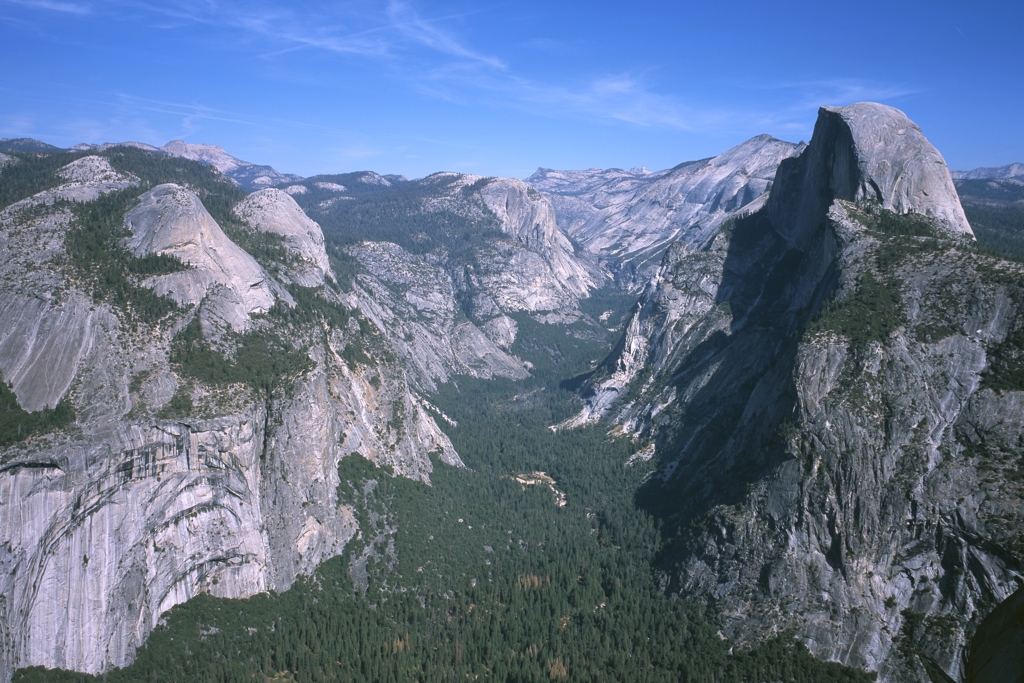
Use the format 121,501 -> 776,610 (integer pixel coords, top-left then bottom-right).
821,101 -> 973,236
769,101 -> 973,244
124,183 -> 278,331
233,188 -> 333,286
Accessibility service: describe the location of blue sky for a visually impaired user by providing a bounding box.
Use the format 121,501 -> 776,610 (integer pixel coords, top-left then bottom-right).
1,0 -> 1021,179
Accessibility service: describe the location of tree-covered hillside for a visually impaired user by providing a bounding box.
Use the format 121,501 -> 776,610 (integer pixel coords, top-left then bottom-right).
287,173 -> 507,260
14,290 -> 875,682
956,178 -> 1024,261
3,147 -> 879,682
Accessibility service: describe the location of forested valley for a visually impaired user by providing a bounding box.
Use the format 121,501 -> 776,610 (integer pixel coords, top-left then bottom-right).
16,351 -> 875,683
4,153 -> 878,680
8,145 -> 1024,683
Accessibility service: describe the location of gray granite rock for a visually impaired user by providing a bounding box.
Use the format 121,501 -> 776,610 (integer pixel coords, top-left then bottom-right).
0,167 -> 463,682
233,188 -> 333,287
124,184 -> 279,332
529,135 -> 805,286
564,103 -> 1017,681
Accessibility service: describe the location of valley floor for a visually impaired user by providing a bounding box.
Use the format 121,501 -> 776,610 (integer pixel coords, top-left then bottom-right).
15,317 -> 875,683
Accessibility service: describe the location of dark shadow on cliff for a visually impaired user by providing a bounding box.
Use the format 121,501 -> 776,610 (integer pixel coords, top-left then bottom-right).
634,206 -> 841,573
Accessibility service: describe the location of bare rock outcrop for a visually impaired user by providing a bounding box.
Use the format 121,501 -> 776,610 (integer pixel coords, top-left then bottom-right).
347,241 -> 529,389
233,188 -> 334,287
0,163 -> 462,682
529,135 -> 804,286
951,162 -> 1024,180
479,177 -> 596,300
9,156 -> 138,206
565,103 -> 1016,680
768,102 -> 973,245
160,141 -> 302,191
290,170 -> 608,354
0,164 -> 130,413
124,184 -> 279,332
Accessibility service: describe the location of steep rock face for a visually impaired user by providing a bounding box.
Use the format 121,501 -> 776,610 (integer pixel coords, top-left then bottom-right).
568,103 -> 1019,680
528,135 -> 804,286
292,170 -> 607,346
346,241 -> 529,390
421,173 -> 605,323
124,184 -> 281,332
767,103 -> 972,244
0,156 -> 138,412
0,157 -> 463,682
0,411 -> 272,677
233,188 -> 333,287
479,177 -> 596,300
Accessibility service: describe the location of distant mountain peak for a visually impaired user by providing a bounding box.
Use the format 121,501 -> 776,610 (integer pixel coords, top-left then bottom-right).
68,141 -> 162,153
160,140 -> 242,173
158,140 -> 303,192
0,137 -> 63,153
951,162 -> 1024,180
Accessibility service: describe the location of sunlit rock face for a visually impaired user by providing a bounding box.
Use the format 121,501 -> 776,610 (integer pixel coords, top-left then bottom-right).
159,141 -> 303,191
123,183 -> 286,334
0,156 -> 138,414
300,170 -> 608,366
528,134 -> 805,287
418,172 -> 606,325
0,158 -> 468,682
566,103 -> 1018,682
766,102 -> 973,247
233,188 -> 333,287
479,177 -> 597,302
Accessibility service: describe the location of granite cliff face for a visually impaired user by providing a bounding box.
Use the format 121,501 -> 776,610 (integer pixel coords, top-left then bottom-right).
2,108 -> 1020,683
124,184 -> 282,333
0,156 -> 138,413
0,147 -> 614,679
0,153 -> 464,681
345,241 -> 529,389
567,103 -> 1022,680
233,188 -> 333,287
288,170 -> 607,353
528,135 -> 804,287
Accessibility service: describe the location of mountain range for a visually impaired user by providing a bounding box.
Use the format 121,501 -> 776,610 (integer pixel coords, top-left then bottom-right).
1,138 -> 302,192
1,107 -> 1023,683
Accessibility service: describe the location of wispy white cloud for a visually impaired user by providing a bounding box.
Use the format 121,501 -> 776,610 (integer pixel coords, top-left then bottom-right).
0,113 -> 38,138
385,0 -> 505,69
763,78 -> 919,109
26,0 -> 699,134
7,0 -> 917,143
494,74 -> 706,130
2,0 -> 91,15
127,0 -> 504,66
0,85 -> 375,141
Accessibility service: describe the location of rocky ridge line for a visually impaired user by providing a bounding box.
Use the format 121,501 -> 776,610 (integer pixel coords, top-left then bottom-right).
565,102 -> 1021,681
